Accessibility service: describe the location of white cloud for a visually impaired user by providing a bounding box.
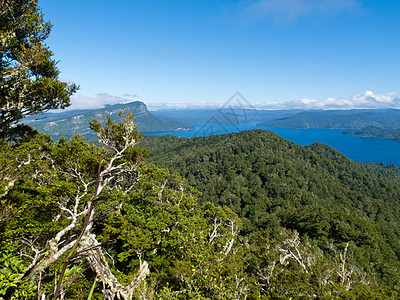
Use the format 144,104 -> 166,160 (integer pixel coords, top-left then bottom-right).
146,91 -> 400,111
255,91 -> 400,110
65,93 -> 140,111
146,101 -> 224,111
122,93 -> 140,99
68,94 -> 105,110
242,0 -> 360,24
57,91 -> 400,112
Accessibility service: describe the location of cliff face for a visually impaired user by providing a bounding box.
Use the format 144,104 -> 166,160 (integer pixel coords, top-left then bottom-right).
26,101 -> 195,138
103,101 -> 148,115
134,102 -> 147,115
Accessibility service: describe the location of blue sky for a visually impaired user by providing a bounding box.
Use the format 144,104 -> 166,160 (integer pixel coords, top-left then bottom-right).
38,0 -> 400,110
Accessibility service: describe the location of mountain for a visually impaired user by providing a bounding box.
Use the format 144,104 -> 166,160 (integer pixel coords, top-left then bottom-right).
257,109 -> 400,129
360,109 -> 400,128
139,130 -> 400,289
151,108 -> 303,124
151,108 -> 400,130
344,125 -> 400,142
23,101 -> 195,139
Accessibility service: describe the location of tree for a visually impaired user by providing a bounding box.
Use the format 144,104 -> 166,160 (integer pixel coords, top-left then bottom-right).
0,112 -> 246,299
0,0 -> 78,139
0,112 -> 151,298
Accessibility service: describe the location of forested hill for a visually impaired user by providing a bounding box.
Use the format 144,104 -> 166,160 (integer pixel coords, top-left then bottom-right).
140,129 -> 400,291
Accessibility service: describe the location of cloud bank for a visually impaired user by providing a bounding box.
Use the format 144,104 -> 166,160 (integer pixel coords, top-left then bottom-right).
255,91 -> 400,110
67,93 -> 140,110
66,91 -> 400,111
242,0 -> 360,23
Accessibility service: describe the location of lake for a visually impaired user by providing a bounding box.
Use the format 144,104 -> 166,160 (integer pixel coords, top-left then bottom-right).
145,122 -> 400,166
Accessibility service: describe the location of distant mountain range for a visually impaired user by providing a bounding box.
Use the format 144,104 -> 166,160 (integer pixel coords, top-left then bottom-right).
257,110 -> 400,129
258,112 -> 379,129
24,104 -> 400,143
152,108 -> 305,125
23,101 -> 195,139
152,108 -> 400,130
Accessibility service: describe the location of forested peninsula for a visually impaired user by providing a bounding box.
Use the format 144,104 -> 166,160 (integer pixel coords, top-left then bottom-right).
343,126 -> 400,142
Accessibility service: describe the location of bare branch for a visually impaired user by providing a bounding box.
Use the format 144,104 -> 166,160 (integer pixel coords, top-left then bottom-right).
79,233 -> 149,300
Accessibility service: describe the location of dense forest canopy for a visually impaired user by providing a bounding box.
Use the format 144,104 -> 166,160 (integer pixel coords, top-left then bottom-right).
140,130 -> 400,296
0,112 -> 248,299
5,118 -> 400,298
3,1 -> 400,299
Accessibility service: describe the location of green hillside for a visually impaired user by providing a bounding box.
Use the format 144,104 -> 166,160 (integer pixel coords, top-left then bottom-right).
4,124 -> 400,298
5,1 -> 400,297
140,130 -> 400,294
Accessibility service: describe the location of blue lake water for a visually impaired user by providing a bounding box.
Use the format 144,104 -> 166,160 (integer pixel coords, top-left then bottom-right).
145,122 -> 400,166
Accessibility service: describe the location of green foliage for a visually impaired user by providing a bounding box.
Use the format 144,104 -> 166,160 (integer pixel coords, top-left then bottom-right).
2,124 -> 400,298
94,163 -> 246,298
0,112 -> 247,298
0,0 -> 78,139
3,5 -> 400,298
4,107 -> 400,298
0,133 -> 102,296
87,275 -> 97,300
0,252 -> 36,299
141,129 -> 400,296
89,111 -> 143,150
